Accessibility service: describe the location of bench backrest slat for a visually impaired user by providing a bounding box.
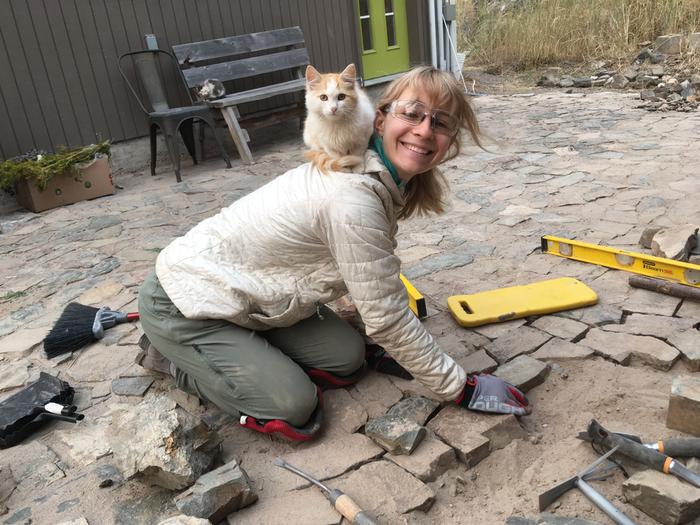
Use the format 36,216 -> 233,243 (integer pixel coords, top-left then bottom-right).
173,27 -> 304,67
181,47 -> 309,88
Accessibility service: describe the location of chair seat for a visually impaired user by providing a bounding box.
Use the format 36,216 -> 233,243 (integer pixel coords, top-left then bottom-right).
150,105 -> 214,119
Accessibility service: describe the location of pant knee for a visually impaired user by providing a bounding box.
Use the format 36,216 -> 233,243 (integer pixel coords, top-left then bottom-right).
336,330 -> 366,376
278,382 -> 318,427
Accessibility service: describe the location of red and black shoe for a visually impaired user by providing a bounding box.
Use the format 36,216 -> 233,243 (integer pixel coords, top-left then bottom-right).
238,388 -> 324,442
303,361 -> 367,390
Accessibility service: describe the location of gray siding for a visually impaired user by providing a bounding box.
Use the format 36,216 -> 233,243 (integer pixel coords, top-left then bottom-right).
407,0 -> 431,66
0,0 -> 361,159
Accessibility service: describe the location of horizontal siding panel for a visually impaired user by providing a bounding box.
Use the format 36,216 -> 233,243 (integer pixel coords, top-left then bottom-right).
0,0 -> 366,159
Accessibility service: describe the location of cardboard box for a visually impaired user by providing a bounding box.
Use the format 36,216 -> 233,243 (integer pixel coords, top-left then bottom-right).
14,156 -> 114,213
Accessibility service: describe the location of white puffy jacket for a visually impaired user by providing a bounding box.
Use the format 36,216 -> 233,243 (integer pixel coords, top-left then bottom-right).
156,150 -> 466,400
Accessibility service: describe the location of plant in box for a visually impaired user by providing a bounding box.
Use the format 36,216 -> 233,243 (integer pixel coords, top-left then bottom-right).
0,141 -> 113,213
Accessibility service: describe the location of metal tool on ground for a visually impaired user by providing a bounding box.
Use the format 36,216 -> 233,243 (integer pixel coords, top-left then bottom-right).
628,274 -> 700,302
577,428 -> 700,457
400,273 -> 427,318
274,458 -> 378,525
541,235 -> 700,288
584,419 -> 700,488
539,445 -> 637,525
447,277 -> 597,327
43,303 -> 140,358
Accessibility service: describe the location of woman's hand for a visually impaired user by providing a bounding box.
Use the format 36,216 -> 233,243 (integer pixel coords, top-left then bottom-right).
455,374 -> 531,416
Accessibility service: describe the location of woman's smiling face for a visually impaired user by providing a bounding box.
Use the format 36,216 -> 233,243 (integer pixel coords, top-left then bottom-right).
374,88 -> 453,182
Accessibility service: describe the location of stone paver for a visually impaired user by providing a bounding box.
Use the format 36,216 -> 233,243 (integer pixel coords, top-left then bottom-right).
531,338 -> 595,361
666,375 -> 700,435
493,354 -> 551,392
1,89 -> 699,524
531,315 -> 589,340
485,326 -> 552,364
622,469 -> 700,525
385,435 -> 457,482
579,328 -> 680,370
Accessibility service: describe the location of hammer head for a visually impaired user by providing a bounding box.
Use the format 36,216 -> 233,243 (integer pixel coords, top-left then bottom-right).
539,476 -> 578,511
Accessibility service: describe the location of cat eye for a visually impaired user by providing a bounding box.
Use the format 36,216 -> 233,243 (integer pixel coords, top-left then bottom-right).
385,100 -> 459,137
337,94 -> 346,101
320,94 -> 328,101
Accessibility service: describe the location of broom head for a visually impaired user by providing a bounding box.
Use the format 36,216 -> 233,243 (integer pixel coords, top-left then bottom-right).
44,303 -> 105,358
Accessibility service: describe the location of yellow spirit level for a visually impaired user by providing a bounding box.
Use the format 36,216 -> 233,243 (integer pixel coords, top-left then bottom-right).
400,274 -> 427,318
541,235 -> 700,288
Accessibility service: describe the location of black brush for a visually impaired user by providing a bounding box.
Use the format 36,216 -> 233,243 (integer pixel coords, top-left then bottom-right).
43,303 -> 140,358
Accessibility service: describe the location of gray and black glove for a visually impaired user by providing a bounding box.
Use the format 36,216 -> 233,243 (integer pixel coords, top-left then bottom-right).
455,374 -> 531,416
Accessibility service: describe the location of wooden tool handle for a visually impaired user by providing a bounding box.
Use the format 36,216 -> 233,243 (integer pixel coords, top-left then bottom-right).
629,275 -> 700,301
328,490 -> 378,525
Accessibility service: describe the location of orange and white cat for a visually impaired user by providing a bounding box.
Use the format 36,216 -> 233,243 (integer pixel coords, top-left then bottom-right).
303,63 -> 375,172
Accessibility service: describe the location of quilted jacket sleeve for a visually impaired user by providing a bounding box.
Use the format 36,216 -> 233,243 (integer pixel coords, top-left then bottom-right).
317,182 -> 466,400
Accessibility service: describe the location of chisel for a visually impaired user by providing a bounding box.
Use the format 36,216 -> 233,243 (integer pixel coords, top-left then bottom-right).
274,458 -> 378,525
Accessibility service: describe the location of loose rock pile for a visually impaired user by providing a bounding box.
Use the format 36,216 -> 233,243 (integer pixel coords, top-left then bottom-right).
537,33 -> 700,112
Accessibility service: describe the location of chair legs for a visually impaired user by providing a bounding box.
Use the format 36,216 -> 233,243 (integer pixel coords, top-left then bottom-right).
150,115 -> 231,182
149,124 -> 158,176
198,115 -> 232,169
179,120 -> 197,165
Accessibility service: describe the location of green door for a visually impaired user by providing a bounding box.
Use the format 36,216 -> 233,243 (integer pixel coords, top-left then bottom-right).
357,0 -> 410,80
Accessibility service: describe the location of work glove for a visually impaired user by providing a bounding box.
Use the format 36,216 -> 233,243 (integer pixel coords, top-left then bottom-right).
365,344 -> 414,380
455,374 -> 531,416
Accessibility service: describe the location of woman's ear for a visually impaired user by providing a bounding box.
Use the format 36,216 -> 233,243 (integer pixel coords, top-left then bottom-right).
374,109 -> 386,136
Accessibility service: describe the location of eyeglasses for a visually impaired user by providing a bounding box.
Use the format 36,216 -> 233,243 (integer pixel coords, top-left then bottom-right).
384,100 -> 460,137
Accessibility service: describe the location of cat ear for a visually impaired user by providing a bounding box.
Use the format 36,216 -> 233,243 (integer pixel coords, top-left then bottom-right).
306,65 -> 321,85
340,64 -> 356,85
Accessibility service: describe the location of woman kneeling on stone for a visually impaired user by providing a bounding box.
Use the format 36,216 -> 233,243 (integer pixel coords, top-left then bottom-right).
136,66 -> 531,441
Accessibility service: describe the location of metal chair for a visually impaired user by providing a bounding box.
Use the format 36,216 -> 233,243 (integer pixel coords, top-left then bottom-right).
118,49 -> 231,182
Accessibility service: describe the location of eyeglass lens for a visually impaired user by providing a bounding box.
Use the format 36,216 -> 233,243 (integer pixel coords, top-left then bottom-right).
391,100 -> 458,135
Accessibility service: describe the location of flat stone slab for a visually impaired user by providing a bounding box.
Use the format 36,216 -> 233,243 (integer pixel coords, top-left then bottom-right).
427,406 -> 493,464
532,338 -> 594,361
348,373 -> 403,418
364,414 -> 426,455
486,326 -> 552,364
493,355 -> 550,392
0,327 -> 46,358
531,316 -> 589,340
230,488 -> 340,525
666,375 -> 700,436
579,329 -> 679,370
385,435 -> 457,482
624,288 -> 681,316
112,376 -> 154,396
158,516 -> 211,525
429,405 -> 527,450
667,330 -> 700,372
323,388 -> 368,434
386,396 -> 439,426
456,349 -> 499,374
334,460 -> 434,518
507,515 -> 605,525
601,313 -> 694,339
64,342 -> 140,383
623,469 -> 700,525
282,432 -> 383,482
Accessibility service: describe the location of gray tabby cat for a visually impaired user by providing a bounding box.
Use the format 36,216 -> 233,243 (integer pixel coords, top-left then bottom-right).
197,79 -> 226,101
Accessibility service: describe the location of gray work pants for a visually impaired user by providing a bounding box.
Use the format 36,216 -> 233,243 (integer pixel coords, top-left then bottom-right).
138,273 -> 365,427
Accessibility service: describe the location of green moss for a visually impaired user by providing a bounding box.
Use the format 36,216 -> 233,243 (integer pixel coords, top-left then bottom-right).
2,290 -> 27,301
0,141 -> 111,191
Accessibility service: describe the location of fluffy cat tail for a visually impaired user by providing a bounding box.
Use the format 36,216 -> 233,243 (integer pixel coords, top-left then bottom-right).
305,150 -> 365,174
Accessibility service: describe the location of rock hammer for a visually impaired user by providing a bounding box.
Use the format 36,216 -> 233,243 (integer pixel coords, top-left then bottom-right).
275,458 -> 378,525
539,445 -> 637,525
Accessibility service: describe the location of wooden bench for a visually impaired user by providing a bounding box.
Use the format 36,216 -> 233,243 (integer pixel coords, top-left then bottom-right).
173,27 -> 309,164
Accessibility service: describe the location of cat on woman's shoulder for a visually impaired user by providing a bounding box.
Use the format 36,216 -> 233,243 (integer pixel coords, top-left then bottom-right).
303,63 -> 375,173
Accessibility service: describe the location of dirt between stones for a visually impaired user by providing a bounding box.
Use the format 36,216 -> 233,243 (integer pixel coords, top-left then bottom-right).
421,357 -> 683,525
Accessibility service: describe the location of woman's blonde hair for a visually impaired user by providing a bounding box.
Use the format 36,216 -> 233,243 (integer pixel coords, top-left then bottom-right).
376,66 -> 482,219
